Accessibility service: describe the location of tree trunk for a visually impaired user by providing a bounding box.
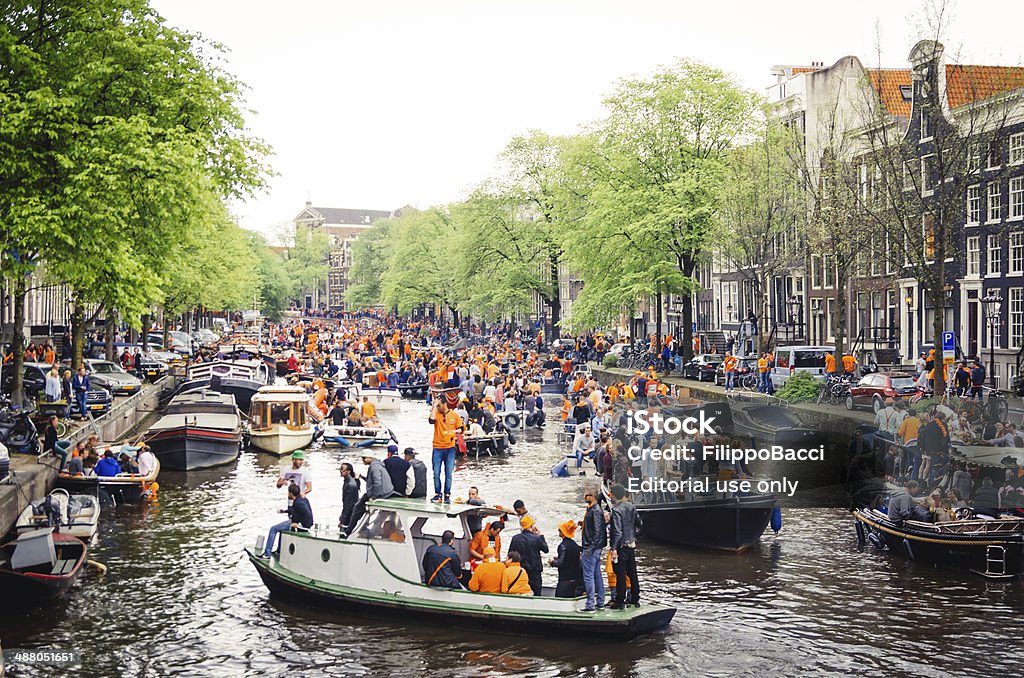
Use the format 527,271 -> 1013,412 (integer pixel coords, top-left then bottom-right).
104,311 -> 116,361
681,295 -> 695,361
547,254 -> 561,341
162,310 -> 170,350
70,300 -> 85,371
834,265 -> 848,359
9,278 -> 27,407
141,313 -> 151,350
654,291 -> 663,352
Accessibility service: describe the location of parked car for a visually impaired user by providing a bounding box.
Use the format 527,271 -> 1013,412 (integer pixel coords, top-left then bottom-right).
770,345 -> 835,389
681,354 -> 723,382
146,332 -> 192,356
846,372 -> 922,412
714,357 -> 760,386
2,362 -> 114,416
135,352 -> 172,381
192,328 -> 220,346
84,359 -> 143,395
608,343 -> 630,358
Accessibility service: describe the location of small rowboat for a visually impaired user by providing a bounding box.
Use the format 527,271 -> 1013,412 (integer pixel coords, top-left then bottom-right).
15,489 -> 100,540
461,432 -> 509,457
0,529 -> 88,605
320,423 -> 394,448
397,382 -> 429,399
57,447 -> 160,505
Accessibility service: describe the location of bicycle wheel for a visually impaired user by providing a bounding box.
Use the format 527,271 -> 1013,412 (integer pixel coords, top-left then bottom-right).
56,420 -> 70,438
990,394 -> 1009,421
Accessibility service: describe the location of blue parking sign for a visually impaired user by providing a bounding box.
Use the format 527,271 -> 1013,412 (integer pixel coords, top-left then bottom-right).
942,331 -> 955,351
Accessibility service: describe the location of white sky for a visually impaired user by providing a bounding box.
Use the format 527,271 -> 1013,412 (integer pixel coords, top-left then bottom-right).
152,0 -> 1024,242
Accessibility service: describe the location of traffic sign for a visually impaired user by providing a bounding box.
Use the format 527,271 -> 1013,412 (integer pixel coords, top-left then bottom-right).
942,331 -> 956,365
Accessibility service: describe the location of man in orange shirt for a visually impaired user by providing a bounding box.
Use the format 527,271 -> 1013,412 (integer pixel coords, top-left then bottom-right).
469,521 -> 504,564
842,353 -> 857,375
469,546 -> 505,593
429,399 -> 463,503
723,352 -> 738,392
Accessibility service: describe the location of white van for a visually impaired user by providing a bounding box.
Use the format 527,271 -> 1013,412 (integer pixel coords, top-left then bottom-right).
770,345 -> 835,389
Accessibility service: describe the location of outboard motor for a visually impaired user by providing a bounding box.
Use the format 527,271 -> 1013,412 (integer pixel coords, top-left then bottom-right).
0,409 -> 38,455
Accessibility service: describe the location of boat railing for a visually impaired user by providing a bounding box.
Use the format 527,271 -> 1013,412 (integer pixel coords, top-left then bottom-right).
862,507 -> 1024,534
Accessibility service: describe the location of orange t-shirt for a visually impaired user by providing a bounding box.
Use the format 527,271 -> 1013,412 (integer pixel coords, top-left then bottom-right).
842,355 -> 856,373
432,410 -> 462,449
469,560 -> 506,593
501,564 -> 533,595
470,529 -> 501,560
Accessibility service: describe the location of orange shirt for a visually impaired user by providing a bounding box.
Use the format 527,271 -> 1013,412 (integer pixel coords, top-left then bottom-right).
432,410 -> 462,449
898,416 -> 921,443
361,401 -> 377,418
469,560 -> 506,593
757,358 -> 768,373
607,385 -> 620,402
842,355 -> 856,373
723,356 -> 737,372
825,354 -> 837,373
470,529 -> 501,560
501,564 -> 533,595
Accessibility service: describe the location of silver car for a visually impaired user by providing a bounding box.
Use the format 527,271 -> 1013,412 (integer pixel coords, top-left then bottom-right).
84,359 -> 143,395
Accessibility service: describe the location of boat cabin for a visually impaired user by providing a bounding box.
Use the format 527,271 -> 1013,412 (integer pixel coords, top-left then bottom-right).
249,387 -> 310,432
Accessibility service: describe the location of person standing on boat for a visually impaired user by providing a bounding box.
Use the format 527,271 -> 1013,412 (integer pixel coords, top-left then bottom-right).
550,520 -> 582,598
608,484 -> 640,609
580,488 -> 607,611
277,451 -> 312,498
508,516 -> 548,596
344,452 -> 396,536
429,398 -> 462,503
403,448 -> 428,498
338,462 -> 360,531
422,530 -> 463,589
261,483 -> 313,558
137,445 -> 157,478
383,444 -> 410,497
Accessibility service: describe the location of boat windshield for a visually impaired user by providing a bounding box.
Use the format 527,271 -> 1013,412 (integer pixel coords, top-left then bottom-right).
92,362 -> 123,374
270,403 -> 291,425
356,510 -> 406,542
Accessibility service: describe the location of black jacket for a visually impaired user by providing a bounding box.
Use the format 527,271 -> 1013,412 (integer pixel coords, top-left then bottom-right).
581,503 -> 607,550
610,500 -> 638,550
288,496 -> 314,529
422,543 -> 462,588
552,537 -> 582,582
407,459 -> 428,498
508,530 -> 548,573
383,455 -> 410,496
340,476 -> 359,526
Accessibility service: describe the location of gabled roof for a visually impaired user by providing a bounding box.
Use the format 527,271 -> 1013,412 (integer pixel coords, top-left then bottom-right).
866,65 -> 1024,118
866,69 -> 913,117
304,206 -> 393,226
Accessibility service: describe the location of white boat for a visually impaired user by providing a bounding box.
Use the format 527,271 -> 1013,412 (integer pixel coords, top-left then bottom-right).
246,497 -> 675,639
358,388 -> 402,412
249,386 -> 314,456
319,422 -> 394,448
15,489 -> 100,540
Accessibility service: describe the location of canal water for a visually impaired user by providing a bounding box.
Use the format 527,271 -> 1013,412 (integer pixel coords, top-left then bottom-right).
2,400 -> 1022,677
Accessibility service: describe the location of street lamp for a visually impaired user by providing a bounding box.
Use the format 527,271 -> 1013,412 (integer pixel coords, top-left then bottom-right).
904,291 -> 913,308
786,295 -> 801,341
726,304 -> 734,322
982,290 -> 1002,388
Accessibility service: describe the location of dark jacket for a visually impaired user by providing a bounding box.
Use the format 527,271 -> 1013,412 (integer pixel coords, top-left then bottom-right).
43,425 -> 58,454
918,420 -> 949,454
365,458 -> 395,499
508,530 -> 548,573
383,455 -> 410,496
422,543 -> 462,588
974,485 -> 1000,513
610,500 -> 638,550
340,476 -> 359,526
552,537 -> 582,583
407,459 -> 428,498
288,496 -> 314,529
581,502 -> 607,550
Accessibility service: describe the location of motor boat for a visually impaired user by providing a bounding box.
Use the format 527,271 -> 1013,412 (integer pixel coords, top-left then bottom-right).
319,422 -> 394,448
15,489 -> 100,540
358,387 -> 402,412
246,498 -> 675,639
0,529 -> 88,605
175,358 -> 273,412
57,444 -> 160,504
146,389 -> 242,470
249,386 -> 315,455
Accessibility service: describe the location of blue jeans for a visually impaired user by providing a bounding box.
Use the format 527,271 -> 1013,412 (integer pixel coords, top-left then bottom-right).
725,372 -> 734,391
75,392 -> 88,418
582,547 -> 605,609
432,446 -> 456,497
759,372 -> 770,392
264,519 -> 291,556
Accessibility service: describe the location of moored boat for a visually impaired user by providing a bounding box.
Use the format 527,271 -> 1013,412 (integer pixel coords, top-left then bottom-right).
397,382 -> 430,399
358,387 -> 402,412
246,498 -> 674,639
249,386 -> 315,455
462,432 -> 510,457
319,422 -> 394,448
853,507 -> 1024,578
146,390 -> 242,470
15,489 -> 100,541
0,529 -> 88,605
56,447 -> 160,504
175,359 -> 272,411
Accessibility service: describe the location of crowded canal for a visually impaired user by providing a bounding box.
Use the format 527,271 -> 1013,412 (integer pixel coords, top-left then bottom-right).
2,394 -> 1022,676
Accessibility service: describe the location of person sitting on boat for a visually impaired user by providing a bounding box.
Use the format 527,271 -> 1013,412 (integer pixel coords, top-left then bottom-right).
422,529 -> 464,589
886,480 -> 930,523
469,546 -> 505,593
278,451 -> 312,498
470,521 -> 504,566
549,520 -> 582,598
118,452 -> 139,475
973,477 -> 1000,517
361,396 -> 377,420
572,425 -> 593,472
95,449 -> 121,477
136,444 -> 157,478
501,551 -> 534,595
260,483 -> 313,558
508,516 -> 548,596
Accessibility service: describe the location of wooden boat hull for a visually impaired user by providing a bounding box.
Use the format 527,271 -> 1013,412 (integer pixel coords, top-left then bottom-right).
250,427 -> 314,456
853,509 -> 1024,576
0,532 -> 87,605
634,495 -> 776,552
56,456 -> 159,505
148,426 -> 241,471
246,549 -> 673,640
15,493 -> 100,541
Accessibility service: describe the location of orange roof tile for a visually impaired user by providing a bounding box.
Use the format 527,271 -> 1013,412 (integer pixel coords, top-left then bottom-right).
867,69 -> 912,117
790,67 -> 818,75
945,65 -> 1024,108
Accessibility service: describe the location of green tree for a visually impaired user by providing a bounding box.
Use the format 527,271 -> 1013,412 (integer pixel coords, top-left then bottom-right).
286,225 -> 330,306
346,219 -> 393,309
381,208 -> 464,324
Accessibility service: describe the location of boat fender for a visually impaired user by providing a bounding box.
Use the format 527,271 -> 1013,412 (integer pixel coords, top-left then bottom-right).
770,506 -> 782,534
506,432 -> 516,445
86,560 -> 108,576
504,413 -> 520,429
311,427 -> 325,443
550,458 -> 569,477
854,520 -> 865,546
902,538 -> 915,561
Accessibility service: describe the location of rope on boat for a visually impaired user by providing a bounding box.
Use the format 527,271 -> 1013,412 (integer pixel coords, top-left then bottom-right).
86,560 -> 108,575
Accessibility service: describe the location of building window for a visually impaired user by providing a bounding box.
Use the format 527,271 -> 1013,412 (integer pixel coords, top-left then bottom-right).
1012,288 -> 1024,349
922,155 -> 935,195
989,234 -> 1002,275
1010,133 -> 1024,165
967,185 -> 981,224
810,255 -> 823,289
1011,177 -> 1024,220
967,236 -> 980,277
987,139 -> 1001,169
967,143 -> 980,174
921,110 -> 932,140
988,182 -> 1002,222
823,256 -> 836,288
870,237 -> 882,276
903,161 -> 914,191
923,214 -> 936,260
1011,231 -> 1024,274
859,164 -> 869,201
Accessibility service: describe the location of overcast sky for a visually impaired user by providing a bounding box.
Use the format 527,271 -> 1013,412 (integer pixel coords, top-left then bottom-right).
151,0 -> 1024,242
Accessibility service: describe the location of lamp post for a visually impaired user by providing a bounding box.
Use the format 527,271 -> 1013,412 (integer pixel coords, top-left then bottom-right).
981,291 -> 1002,388
787,295 -> 802,342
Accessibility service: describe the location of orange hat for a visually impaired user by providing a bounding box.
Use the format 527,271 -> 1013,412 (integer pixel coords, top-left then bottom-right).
558,520 -> 577,539
520,516 -> 535,530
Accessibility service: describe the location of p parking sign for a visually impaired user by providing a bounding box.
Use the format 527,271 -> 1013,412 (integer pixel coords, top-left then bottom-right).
942,331 -> 956,365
